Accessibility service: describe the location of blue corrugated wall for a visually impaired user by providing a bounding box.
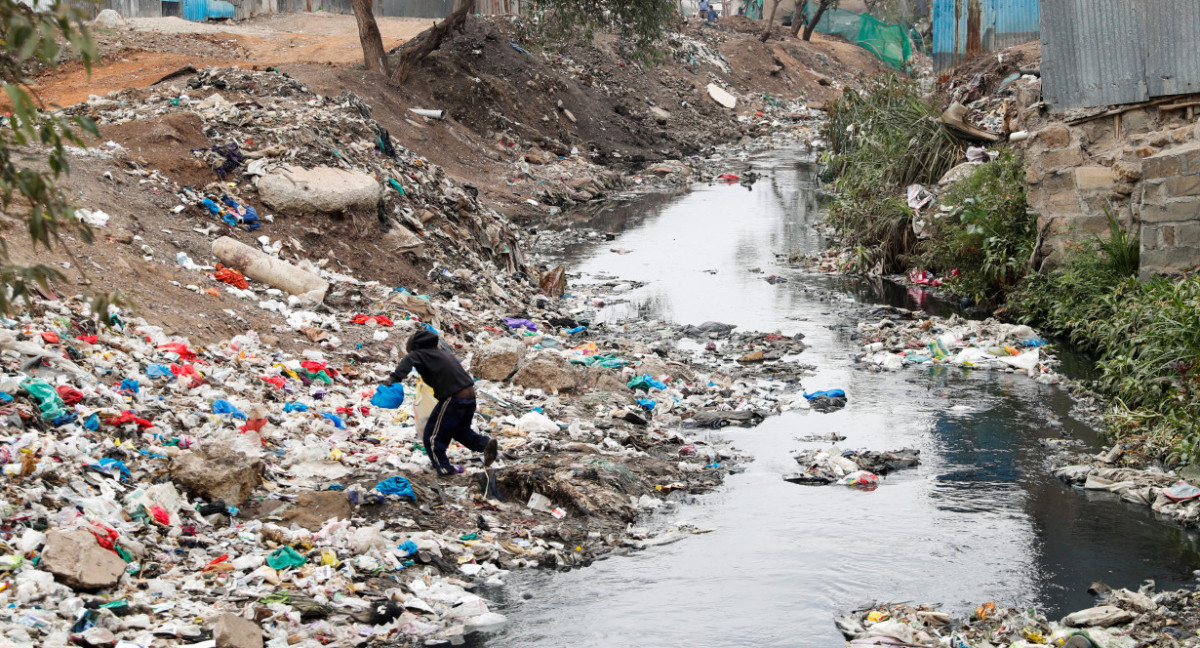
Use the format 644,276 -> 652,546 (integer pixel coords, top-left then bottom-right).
933,0 -> 1039,75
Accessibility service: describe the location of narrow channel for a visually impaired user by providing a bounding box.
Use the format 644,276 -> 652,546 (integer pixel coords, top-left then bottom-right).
478,148 -> 1200,647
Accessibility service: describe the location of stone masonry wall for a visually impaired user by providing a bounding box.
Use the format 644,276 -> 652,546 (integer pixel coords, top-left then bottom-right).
1022,97 -> 1200,275
1140,142 -> 1200,277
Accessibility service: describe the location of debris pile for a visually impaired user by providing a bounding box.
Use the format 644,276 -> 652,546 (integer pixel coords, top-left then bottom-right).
836,581 -> 1196,648
785,446 -> 919,488
854,308 -> 1057,382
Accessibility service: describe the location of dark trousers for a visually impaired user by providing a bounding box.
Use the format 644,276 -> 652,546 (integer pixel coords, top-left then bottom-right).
423,397 -> 490,474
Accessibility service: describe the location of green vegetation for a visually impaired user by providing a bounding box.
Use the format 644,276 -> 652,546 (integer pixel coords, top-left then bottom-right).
1007,217 -> 1200,463
1,0 -> 113,316
911,150 -> 1036,304
821,75 -> 962,274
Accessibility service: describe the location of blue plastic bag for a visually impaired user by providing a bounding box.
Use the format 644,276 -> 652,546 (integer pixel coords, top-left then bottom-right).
321,412 -> 345,429
119,379 -> 140,394
283,401 -> 309,413
635,398 -> 656,411
803,389 -> 846,400
212,399 -> 247,419
398,539 -> 419,556
370,383 -> 405,409
375,476 -> 416,501
145,364 -> 173,379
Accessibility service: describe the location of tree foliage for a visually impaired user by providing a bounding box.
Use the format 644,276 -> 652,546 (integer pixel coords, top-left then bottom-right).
0,0 -> 108,316
531,0 -> 680,56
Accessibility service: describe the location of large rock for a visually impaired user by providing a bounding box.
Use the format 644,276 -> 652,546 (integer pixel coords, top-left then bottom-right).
472,339 -> 525,381
42,529 -> 125,591
279,490 -> 353,531
171,445 -> 263,505
257,165 -> 382,214
512,353 -> 578,393
211,613 -> 263,648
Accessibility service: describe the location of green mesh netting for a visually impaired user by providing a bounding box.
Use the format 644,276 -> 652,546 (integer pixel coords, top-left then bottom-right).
804,7 -> 913,71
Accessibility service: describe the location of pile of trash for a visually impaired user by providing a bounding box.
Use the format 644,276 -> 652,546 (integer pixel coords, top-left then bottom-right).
854,308 -> 1058,382
0,279 -> 783,646
785,446 -> 919,488
836,581 -> 1195,648
66,67 -> 527,279
1054,455 -> 1200,527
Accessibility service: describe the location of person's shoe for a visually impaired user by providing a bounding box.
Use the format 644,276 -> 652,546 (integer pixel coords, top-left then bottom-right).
447,464 -> 465,475
483,438 -> 499,467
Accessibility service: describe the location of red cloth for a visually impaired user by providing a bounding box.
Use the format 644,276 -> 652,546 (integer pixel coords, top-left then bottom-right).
55,385 -> 84,405
300,361 -> 337,378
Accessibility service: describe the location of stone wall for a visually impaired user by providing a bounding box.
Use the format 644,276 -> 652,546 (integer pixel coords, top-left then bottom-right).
1023,96 -> 1200,276
1141,142 -> 1200,277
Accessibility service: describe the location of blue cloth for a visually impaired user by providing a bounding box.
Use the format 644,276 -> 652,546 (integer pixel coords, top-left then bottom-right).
283,401 -> 309,412
212,399 -> 247,419
370,383 -> 405,409
375,476 -> 416,501
0,392 -> 11,403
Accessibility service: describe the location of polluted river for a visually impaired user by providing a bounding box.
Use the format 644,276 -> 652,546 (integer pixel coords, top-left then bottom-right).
476,148 -> 1200,647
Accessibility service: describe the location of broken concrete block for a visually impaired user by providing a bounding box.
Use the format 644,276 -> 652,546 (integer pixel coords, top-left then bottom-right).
257,165 -> 382,214
171,444 -> 264,505
42,529 -> 125,591
212,236 -> 329,302
707,83 -> 737,109
211,613 -> 263,648
472,339 -> 526,382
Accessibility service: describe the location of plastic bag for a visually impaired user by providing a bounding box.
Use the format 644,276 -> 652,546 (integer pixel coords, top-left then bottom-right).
371,383 -> 405,409
375,476 -> 416,501
412,380 -> 436,432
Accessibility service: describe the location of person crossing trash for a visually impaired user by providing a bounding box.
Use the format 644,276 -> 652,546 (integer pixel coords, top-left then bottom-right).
384,329 -> 498,474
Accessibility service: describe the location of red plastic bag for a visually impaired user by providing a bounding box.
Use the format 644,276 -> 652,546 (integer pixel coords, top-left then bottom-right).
149,505 -> 171,525
261,375 -> 286,389
40,331 -> 60,344
76,335 -> 99,344
157,342 -> 197,362
213,265 -> 249,290
349,314 -> 394,327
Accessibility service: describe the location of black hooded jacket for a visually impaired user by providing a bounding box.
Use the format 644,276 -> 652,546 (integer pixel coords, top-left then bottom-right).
386,330 -> 474,400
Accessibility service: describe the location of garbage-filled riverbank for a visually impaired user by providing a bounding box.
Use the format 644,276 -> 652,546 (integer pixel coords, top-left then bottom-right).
837,581 -> 1200,648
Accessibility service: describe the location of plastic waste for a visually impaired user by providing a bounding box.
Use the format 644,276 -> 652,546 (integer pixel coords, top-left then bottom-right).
266,546 -> 308,570
375,476 -> 416,501
370,383 -> 405,409
212,399 -> 246,419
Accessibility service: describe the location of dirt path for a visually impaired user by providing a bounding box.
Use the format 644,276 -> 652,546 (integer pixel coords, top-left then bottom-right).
29,13 -> 429,107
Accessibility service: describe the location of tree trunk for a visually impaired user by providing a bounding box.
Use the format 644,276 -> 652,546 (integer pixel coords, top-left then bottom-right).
391,0 -> 475,84
791,0 -> 808,37
803,0 -> 829,41
759,0 -> 780,41
351,0 -> 389,74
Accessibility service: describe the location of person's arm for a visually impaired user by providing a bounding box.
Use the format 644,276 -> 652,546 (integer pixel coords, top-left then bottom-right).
386,354 -> 416,385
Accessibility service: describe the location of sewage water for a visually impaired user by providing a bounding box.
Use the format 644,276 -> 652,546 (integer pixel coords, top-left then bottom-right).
480,149 -> 1200,647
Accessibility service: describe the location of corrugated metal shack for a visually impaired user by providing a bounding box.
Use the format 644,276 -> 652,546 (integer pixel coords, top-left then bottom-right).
932,0 -> 1040,75
1040,0 -> 1200,111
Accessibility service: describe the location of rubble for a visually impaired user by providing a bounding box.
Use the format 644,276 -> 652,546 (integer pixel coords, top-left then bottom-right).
785,446 -> 919,488
41,529 -> 127,591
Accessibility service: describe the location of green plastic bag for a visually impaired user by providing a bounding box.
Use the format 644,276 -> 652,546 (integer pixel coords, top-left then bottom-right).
21,378 -> 68,422
267,546 -> 308,570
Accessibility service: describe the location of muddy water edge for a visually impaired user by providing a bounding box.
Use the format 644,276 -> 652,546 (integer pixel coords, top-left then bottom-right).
471,146 -> 1200,648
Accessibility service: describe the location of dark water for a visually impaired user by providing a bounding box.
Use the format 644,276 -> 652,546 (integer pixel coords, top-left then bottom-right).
479,149 -> 1200,647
